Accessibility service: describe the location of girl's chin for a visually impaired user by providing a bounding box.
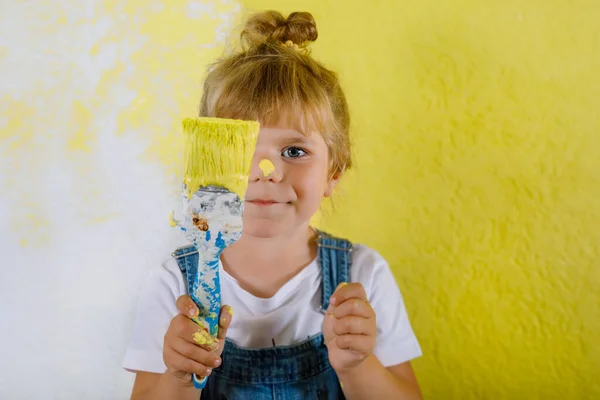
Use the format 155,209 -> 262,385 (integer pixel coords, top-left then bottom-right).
240,218 -> 310,240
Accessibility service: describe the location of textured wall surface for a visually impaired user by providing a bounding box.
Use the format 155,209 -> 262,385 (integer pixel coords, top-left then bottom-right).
1,0 -> 599,399
0,1 -> 243,398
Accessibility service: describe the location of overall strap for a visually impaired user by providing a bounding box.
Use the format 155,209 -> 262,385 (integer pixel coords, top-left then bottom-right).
171,245 -> 199,295
316,230 -> 353,312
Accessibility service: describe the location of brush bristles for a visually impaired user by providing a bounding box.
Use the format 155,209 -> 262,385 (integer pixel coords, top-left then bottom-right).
182,117 -> 259,199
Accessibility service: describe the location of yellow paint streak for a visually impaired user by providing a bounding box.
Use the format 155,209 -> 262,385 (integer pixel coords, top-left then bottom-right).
95,61 -> 125,98
90,41 -> 102,56
206,312 -> 217,320
11,210 -> 51,248
86,212 -> 120,225
0,45 -> 7,59
119,0 -> 244,176
24,212 -> 49,230
55,14 -> 67,25
259,159 -> 275,177
1,100 -> 36,150
182,117 -> 259,200
67,100 -> 94,152
169,211 -> 177,227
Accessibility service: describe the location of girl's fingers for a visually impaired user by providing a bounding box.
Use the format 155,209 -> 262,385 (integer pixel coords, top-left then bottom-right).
176,295 -> 199,318
164,344 -> 215,378
332,298 -> 374,319
169,336 -> 222,370
217,305 -> 233,341
335,333 -> 376,354
191,328 -> 220,352
332,315 -> 375,336
329,283 -> 367,306
172,314 -> 216,346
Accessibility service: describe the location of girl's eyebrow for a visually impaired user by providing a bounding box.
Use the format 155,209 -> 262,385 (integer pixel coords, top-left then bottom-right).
278,136 -> 311,145
261,127 -> 317,145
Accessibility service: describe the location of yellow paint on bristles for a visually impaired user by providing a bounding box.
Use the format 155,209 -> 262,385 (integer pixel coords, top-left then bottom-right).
182,117 -> 259,200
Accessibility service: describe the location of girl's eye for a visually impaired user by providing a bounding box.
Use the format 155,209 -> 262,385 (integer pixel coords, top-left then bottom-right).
281,147 -> 307,158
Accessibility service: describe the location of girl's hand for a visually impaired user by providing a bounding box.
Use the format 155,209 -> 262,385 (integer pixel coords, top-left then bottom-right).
163,295 -> 233,385
322,283 -> 377,372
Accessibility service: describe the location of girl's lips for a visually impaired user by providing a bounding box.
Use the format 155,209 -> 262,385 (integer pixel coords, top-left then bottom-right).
247,200 -> 279,206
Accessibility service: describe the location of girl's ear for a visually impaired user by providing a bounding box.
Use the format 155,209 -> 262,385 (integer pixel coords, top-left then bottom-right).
324,171 -> 342,198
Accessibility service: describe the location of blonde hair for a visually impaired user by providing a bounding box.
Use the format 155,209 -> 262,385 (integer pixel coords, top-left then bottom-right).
199,10 -> 352,177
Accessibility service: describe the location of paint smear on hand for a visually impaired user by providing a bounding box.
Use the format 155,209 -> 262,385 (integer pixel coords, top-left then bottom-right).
220,306 -> 233,326
259,159 -> 275,177
193,330 -> 218,347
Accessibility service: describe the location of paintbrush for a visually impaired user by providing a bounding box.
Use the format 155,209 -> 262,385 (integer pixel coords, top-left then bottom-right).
170,117 -> 259,389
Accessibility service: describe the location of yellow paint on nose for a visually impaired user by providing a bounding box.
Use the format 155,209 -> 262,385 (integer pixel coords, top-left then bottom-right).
259,159 -> 275,177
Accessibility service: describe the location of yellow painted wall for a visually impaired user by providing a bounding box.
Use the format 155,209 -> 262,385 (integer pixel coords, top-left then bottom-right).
1,0 -> 598,398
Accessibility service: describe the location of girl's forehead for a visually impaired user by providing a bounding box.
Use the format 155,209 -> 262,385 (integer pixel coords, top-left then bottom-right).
258,126 -> 322,143
260,126 -> 304,136
256,111 -> 320,137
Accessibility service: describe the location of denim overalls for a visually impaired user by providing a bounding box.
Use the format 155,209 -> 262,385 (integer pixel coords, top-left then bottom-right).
173,230 -> 351,400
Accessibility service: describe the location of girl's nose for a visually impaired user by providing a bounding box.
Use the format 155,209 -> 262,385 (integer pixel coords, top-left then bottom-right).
249,157 -> 282,182
259,159 -> 275,177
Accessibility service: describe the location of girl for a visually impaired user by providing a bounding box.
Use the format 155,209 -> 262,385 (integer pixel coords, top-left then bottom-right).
124,10 -> 422,400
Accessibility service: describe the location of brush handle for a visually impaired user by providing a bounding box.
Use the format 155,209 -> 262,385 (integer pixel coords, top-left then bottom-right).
177,188 -> 245,390
189,256 -> 222,390
192,372 -> 208,389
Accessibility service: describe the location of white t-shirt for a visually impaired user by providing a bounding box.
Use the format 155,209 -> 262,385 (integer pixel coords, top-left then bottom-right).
123,244 -> 421,373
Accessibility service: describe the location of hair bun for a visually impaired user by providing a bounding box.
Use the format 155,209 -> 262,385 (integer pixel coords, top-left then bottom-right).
242,11 -> 318,49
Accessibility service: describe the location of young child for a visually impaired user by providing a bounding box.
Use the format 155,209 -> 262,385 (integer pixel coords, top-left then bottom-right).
124,10 -> 422,400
